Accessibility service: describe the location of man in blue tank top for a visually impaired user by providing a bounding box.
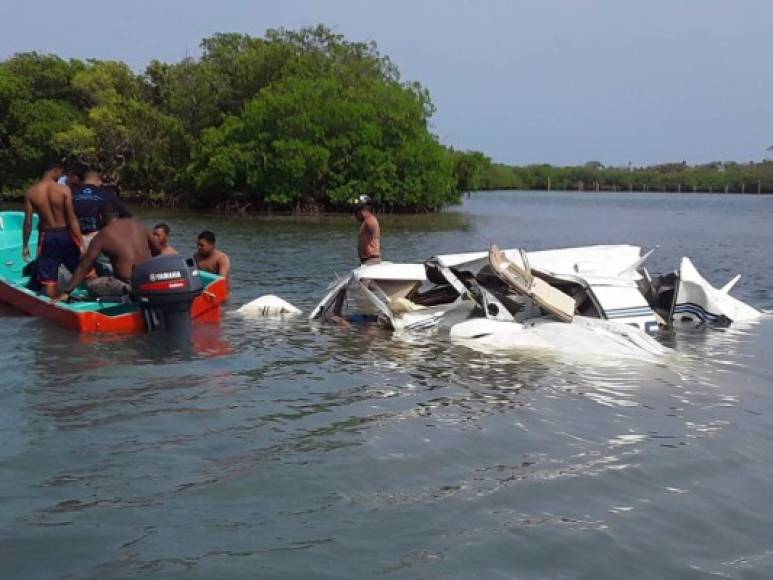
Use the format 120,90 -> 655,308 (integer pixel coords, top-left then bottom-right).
71,168 -> 132,246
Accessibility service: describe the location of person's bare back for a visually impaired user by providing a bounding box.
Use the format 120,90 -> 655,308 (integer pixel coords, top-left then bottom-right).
22,163 -> 84,297
93,218 -> 158,281
56,210 -> 161,302
23,168 -> 82,260
25,181 -> 69,228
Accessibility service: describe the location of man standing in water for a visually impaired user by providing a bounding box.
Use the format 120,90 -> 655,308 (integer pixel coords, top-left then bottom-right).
355,195 -> 381,265
54,204 -> 160,300
194,231 -> 230,278
152,223 -> 178,255
22,160 -> 83,298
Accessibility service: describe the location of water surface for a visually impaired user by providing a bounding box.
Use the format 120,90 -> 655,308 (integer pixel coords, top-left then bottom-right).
2,191 -> 773,579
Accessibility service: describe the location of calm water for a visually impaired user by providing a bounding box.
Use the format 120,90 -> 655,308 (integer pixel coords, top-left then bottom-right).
2,191 -> 773,579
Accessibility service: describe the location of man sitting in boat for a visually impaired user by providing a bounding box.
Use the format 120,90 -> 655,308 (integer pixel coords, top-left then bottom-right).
152,223 -> 178,255
22,160 -> 84,298
194,230 -> 230,278
72,167 -> 132,248
54,204 -> 161,301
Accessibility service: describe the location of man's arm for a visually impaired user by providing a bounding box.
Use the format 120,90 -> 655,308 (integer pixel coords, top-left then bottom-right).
62,188 -> 83,249
147,229 -> 162,256
54,237 -> 103,300
107,190 -> 132,218
22,194 -> 34,261
217,252 -> 231,278
367,216 -> 380,238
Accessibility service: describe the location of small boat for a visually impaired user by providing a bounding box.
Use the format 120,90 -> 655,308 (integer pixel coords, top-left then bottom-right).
0,211 -> 228,333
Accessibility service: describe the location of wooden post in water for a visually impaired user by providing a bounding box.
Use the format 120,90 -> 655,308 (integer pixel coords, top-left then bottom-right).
725,185 -> 729,194
677,183 -> 681,193
547,177 -> 551,191
741,183 -> 745,194
758,180 -> 762,194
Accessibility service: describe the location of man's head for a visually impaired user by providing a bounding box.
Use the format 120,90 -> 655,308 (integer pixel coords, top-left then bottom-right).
197,230 -> 216,257
71,162 -> 89,182
99,202 -> 121,226
354,195 -> 374,223
153,223 -> 171,247
82,169 -> 102,186
64,162 -> 82,189
44,159 -> 65,180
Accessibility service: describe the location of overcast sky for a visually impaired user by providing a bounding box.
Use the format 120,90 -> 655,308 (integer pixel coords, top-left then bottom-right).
1,0 -> 772,166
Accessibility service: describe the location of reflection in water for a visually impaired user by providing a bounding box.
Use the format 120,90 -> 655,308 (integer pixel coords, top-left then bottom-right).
2,192 -> 773,578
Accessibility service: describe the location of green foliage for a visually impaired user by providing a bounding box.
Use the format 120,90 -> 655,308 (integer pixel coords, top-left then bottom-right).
2,34 -> 771,206
187,70 -> 458,210
451,150 -> 492,193
477,161 -> 773,193
0,27 -> 459,210
0,54 -> 85,187
71,60 -> 146,107
0,98 -> 81,185
2,52 -> 85,105
53,98 -> 188,192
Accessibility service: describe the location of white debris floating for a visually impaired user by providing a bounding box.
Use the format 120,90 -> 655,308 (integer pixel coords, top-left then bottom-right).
236,295 -> 302,317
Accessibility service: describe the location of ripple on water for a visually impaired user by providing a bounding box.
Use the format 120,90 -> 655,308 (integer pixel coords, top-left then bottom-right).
2,193 -> 773,578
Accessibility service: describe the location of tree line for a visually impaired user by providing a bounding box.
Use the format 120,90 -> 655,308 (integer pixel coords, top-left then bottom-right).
0,26 -> 480,212
461,158 -> 773,194
2,25 -> 769,212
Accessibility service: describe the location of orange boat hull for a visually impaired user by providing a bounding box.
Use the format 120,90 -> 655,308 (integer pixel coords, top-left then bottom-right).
0,277 -> 229,333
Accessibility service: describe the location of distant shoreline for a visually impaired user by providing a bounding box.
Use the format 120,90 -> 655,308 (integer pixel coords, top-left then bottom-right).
4,188 -> 771,220
473,186 -> 773,195
476,160 -> 773,195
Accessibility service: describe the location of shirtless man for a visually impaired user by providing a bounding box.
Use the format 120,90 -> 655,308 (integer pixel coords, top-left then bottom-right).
22,161 -> 83,298
355,196 -> 381,265
54,204 -> 160,301
194,230 -> 230,278
152,223 -> 178,255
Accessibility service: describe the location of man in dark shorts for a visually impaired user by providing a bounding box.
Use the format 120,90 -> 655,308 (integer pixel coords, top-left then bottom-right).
22,160 -> 83,298
71,168 -> 132,247
54,204 -> 161,301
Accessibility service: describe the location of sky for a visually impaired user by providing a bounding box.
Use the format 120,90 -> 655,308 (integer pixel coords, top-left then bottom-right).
1,0 -> 772,167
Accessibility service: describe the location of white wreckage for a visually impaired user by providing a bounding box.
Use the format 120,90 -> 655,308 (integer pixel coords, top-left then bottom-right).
241,244 -> 763,361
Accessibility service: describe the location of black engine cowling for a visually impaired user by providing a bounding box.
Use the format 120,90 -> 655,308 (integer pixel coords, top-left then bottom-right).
131,255 -> 203,333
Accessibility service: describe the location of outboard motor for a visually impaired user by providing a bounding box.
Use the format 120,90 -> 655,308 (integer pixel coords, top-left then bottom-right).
131,255 -> 203,334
